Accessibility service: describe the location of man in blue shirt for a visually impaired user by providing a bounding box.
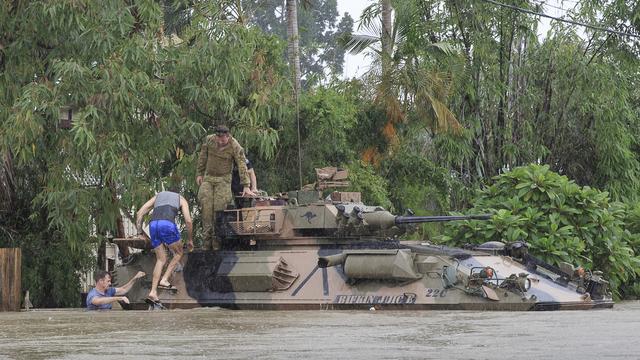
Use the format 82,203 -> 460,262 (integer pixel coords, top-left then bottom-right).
86,269 -> 145,310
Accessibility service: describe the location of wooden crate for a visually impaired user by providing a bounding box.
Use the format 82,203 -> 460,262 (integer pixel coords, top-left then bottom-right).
0,248 -> 21,311
330,191 -> 361,203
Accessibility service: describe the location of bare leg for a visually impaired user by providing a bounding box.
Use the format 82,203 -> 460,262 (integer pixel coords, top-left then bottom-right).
160,242 -> 184,286
148,244 -> 167,301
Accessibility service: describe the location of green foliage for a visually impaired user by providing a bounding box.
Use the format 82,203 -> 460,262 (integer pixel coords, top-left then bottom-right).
379,142 -> 470,239
383,152 -> 450,214
1,0 -> 640,307
0,161 -> 95,307
344,162 -> 392,210
298,85 -> 359,166
258,81 -> 360,193
166,24 -> 291,161
440,164 -> 640,297
242,0 -> 354,82
0,0 -> 291,306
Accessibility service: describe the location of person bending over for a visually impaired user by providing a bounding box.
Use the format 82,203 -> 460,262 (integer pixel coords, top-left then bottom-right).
136,188 -> 193,303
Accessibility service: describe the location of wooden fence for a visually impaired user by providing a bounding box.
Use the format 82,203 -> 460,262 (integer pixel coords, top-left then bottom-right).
0,248 -> 21,311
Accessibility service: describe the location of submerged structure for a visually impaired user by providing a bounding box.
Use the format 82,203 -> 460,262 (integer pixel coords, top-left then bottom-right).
113,168 -> 613,310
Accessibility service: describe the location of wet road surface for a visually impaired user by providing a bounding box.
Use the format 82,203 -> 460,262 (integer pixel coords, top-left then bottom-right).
0,301 -> 638,359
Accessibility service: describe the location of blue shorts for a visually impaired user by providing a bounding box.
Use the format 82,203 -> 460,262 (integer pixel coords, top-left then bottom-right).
149,220 -> 180,248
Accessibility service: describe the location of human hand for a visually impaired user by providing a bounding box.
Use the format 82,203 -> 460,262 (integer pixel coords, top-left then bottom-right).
196,176 -> 203,186
242,186 -> 256,197
119,296 -> 130,304
187,240 -> 194,253
134,271 -> 146,279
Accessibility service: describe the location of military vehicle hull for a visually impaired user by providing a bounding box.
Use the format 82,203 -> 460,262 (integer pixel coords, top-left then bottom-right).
114,180 -> 613,311
113,243 -> 614,311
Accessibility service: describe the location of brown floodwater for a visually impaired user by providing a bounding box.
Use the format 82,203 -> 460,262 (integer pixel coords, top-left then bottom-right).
1,301 -> 638,359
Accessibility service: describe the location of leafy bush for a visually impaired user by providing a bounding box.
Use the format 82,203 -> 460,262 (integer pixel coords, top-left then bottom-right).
345,162 -> 392,210
379,146 -> 471,239
439,164 -> 640,298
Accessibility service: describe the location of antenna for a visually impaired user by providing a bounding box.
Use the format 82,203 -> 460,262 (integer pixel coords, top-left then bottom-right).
295,87 -> 303,189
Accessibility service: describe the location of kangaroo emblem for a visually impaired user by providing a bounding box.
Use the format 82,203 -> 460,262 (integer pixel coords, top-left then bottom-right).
301,211 -> 317,223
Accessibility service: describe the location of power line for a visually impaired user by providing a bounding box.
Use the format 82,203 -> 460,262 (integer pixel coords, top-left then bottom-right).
531,0 -> 578,14
481,0 -> 640,39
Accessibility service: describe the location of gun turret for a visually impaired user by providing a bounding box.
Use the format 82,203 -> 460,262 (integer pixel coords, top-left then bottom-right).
219,193 -> 491,244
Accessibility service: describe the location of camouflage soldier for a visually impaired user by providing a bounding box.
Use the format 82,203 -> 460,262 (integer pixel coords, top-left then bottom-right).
196,125 -> 254,250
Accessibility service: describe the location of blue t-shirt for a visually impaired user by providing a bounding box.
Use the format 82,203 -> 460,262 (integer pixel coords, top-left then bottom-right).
86,287 -> 117,310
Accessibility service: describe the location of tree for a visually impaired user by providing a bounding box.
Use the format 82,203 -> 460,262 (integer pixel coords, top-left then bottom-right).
286,0 -> 302,95
243,0 -> 354,84
0,0 -> 291,306
345,0 -> 462,165
435,0 -> 640,197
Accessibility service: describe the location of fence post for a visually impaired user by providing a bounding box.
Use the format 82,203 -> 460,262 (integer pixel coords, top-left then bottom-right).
0,248 -> 22,311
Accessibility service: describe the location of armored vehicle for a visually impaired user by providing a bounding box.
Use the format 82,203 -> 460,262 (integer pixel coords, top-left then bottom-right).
113,168 -> 613,310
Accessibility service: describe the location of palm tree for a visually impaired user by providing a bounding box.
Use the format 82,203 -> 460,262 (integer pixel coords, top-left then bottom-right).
286,0 -> 302,96
285,0 -> 314,188
346,0 -> 462,163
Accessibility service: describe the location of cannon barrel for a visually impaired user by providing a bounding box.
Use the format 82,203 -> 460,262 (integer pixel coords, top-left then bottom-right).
361,212 -> 491,230
394,214 -> 491,224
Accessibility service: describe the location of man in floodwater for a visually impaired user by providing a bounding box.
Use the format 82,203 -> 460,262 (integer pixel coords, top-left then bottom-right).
86,270 -> 145,310
196,125 -> 255,250
136,186 -> 193,304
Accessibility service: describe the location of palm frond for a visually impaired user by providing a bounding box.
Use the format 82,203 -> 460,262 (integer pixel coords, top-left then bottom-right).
426,42 -> 460,57
426,94 -> 462,135
345,34 -> 381,55
358,3 -> 382,31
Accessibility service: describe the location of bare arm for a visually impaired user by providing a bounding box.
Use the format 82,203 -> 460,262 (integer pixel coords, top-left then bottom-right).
91,296 -> 130,305
248,168 -> 258,192
115,271 -> 146,295
180,196 -> 194,250
135,196 -> 156,234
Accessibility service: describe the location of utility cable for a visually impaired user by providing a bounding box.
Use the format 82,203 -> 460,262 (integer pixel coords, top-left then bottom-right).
531,0 -> 578,13
481,0 -> 640,39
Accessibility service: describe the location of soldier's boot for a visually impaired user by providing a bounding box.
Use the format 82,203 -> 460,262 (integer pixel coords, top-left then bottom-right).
201,229 -> 213,251
202,233 -> 221,252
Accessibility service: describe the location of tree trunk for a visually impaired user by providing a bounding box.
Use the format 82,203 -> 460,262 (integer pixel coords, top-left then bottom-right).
286,0 -> 301,96
380,0 -> 393,81
286,0 -> 303,188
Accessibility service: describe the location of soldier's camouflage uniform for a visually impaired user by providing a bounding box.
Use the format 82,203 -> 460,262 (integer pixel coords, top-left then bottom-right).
197,135 -> 250,250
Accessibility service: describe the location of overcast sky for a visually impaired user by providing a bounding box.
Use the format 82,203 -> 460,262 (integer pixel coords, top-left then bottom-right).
337,0 -> 371,79
335,0 -> 571,79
